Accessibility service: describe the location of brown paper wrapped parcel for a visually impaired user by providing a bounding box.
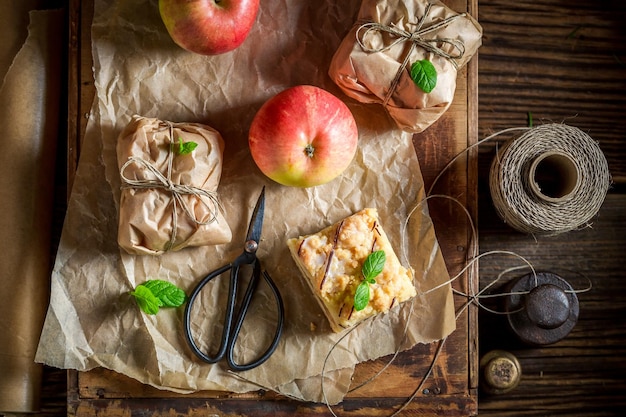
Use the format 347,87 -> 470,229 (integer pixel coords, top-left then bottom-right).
329,0 -> 482,133
117,115 -> 231,255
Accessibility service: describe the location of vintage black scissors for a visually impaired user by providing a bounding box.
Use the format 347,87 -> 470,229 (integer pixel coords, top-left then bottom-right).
183,187 -> 284,371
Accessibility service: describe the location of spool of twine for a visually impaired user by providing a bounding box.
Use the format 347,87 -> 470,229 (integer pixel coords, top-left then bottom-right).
489,124 -> 611,235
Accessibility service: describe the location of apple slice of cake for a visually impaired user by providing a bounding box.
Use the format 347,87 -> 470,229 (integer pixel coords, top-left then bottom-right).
287,208 -> 416,332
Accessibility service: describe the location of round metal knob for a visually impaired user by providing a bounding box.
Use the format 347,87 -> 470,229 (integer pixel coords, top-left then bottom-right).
504,272 -> 579,346
525,284 -> 570,329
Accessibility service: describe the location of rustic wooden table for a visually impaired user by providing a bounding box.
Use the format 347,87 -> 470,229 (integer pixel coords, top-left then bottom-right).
62,0 -> 479,415
24,0 -> 626,416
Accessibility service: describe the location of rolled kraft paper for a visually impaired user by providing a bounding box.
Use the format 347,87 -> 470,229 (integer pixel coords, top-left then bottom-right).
0,9 -> 62,413
489,124 -> 612,235
0,0 -> 43,83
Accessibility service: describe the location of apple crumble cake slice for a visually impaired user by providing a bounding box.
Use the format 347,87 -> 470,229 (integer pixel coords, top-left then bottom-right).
287,208 -> 416,332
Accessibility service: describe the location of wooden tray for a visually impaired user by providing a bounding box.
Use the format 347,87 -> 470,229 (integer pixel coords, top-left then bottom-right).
66,0 -> 479,415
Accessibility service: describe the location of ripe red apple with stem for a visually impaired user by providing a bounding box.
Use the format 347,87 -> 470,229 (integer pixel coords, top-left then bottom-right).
159,0 -> 260,55
249,85 -> 359,188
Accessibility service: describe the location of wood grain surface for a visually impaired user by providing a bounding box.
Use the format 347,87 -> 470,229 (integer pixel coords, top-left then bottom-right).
476,0 -> 626,416
21,0 -> 626,416
61,0 -> 479,415
477,0 -> 626,183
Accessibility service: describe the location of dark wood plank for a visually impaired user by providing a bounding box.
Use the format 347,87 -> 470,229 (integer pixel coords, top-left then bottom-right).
477,0 -> 626,183
66,0 -> 94,193
477,192 -> 626,416
476,1 -> 626,414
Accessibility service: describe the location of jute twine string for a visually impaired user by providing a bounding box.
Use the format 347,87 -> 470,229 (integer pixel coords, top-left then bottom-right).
356,0 -> 466,106
317,198 -> 537,416
316,123 -> 600,415
119,121 -> 220,251
489,123 -> 612,235
317,200 -> 591,416
231,124 -> 598,414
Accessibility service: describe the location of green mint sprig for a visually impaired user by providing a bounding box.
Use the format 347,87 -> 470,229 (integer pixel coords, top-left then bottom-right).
130,279 -> 187,315
354,250 -> 386,311
410,59 -> 437,93
176,137 -> 198,155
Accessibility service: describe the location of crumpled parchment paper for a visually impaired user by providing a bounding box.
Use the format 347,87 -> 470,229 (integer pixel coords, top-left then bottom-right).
35,0 -> 456,405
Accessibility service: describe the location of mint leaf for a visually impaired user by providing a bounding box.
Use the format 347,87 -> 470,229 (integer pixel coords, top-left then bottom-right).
142,279 -> 187,308
362,250 -> 386,283
354,281 -> 371,311
176,137 -> 198,155
130,285 -> 161,315
353,250 -> 386,311
130,279 -> 187,315
410,60 -> 437,93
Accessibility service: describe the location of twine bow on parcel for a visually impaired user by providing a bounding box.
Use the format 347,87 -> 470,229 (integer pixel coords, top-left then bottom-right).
355,1 -> 467,105
119,124 -> 221,251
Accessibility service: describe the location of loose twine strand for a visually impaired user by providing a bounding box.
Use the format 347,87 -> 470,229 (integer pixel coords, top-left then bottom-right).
355,0 -> 466,107
229,124 -> 599,413
319,123 -> 597,416
119,121 -> 221,251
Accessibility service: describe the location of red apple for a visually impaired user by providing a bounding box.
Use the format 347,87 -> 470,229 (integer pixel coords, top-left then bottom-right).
159,0 -> 260,55
249,85 -> 359,187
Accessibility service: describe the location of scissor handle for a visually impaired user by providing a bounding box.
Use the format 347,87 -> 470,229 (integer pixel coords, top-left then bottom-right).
184,262 -> 236,364
184,258 -> 284,371
226,263 -> 285,372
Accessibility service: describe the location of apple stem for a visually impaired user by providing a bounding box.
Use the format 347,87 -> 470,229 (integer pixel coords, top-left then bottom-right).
304,144 -> 315,158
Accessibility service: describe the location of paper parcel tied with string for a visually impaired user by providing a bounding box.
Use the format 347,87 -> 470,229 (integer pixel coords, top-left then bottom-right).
35,0 -> 456,405
117,116 -> 232,255
329,0 -> 482,133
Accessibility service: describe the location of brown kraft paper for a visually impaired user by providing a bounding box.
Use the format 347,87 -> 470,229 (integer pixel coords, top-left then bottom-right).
0,7 -> 62,414
35,0 -> 456,405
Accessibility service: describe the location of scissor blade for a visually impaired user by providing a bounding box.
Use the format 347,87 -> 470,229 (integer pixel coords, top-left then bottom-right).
245,186 -> 265,245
